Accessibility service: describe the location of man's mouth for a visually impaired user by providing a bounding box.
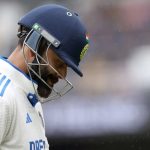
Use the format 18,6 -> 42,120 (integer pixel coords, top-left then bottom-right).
37,74 -> 58,98
37,81 -> 52,98
47,74 -> 59,84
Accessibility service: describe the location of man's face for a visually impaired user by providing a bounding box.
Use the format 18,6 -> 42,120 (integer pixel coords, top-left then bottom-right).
32,48 -> 67,98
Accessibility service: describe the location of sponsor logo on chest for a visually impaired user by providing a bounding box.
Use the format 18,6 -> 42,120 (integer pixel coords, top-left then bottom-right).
29,139 -> 45,150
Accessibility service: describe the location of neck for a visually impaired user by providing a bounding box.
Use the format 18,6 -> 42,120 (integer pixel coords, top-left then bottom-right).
8,46 -> 28,73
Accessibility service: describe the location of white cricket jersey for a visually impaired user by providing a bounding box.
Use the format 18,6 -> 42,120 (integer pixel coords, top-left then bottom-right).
0,56 -> 49,150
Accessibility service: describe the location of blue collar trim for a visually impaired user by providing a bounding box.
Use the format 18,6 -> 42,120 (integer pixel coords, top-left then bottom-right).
0,56 -> 37,84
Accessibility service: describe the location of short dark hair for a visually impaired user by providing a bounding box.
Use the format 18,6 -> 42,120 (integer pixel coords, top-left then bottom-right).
17,25 -> 47,57
17,25 -> 30,46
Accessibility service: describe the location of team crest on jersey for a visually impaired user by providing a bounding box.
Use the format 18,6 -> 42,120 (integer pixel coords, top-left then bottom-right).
80,35 -> 89,61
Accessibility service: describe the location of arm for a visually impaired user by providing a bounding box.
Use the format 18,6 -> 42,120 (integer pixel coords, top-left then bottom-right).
0,99 -> 12,144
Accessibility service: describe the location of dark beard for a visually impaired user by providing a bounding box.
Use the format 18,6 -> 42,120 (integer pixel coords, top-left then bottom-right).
29,64 -> 52,98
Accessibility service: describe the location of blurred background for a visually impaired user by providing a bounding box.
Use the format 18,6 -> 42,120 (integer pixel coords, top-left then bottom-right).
1,0 -> 150,149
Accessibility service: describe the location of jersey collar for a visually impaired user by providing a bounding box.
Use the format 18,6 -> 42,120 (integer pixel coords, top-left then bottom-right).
0,56 -> 37,95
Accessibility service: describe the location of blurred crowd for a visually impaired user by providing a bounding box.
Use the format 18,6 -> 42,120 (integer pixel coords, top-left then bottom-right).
1,0 -> 150,140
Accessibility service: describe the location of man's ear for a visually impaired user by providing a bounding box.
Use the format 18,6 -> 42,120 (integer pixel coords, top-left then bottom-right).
29,49 -> 35,62
23,45 -> 35,63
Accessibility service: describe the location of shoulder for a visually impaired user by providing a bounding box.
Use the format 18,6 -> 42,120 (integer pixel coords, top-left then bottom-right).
0,77 -> 15,131
0,73 -> 11,98
0,73 -> 19,111
0,81 -> 16,117
0,72 -> 23,100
